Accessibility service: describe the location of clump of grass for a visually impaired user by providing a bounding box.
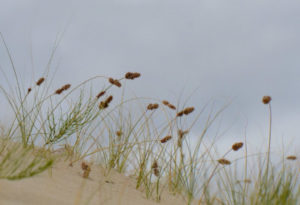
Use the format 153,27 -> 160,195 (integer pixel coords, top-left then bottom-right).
0,34 -> 299,204
0,140 -> 53,180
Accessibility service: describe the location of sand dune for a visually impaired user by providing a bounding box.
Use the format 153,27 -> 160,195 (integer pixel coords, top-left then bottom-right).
0,160 -> 187,205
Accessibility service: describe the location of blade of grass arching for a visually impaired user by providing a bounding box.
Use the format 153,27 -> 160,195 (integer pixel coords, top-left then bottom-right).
0,32 -> 23,104
0,142 -> 54,180
191,103 -> 229,162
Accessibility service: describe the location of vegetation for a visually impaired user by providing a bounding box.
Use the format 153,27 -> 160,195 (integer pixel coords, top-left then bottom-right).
0,34 -> 299,204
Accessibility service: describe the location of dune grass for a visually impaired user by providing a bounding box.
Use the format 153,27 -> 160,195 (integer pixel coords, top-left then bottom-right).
0,35 -> 299,205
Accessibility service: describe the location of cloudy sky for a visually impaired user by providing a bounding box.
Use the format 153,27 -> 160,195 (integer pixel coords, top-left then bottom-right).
0,0 -> 300,155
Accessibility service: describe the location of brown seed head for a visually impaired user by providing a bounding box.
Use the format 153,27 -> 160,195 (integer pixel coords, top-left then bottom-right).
81,162 -> 89,171
55,88 -> 64,95
262,96 -> 272,104
286,155 -> 297,160
27,88 -> 32,94
232,142 -> 244,151
176,111 -> 184,117
162,100 -> 169,106
147,103 -> 159,110
108,78 -> 122,87
152,103 -> 159,109
116,131 -> 122,137
61,84 -> 71,91
36,77 -> 45,86
125,72 -> 141,80
105,95 -> 113,104
168,104 -> 176,110
113,79 -> 122,87
217,158 -> 231,165
99,101 -> 108,109
108,78 -> 115,84
151,160 -> 158,169
183,107 -> 195,115
160,135 -> 172,143
99,95 -> 113,109
96,91 -> 106,99
153,168 -> 160,177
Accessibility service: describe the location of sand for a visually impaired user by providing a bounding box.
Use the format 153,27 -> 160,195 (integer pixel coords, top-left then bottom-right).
0,160 -> 187,205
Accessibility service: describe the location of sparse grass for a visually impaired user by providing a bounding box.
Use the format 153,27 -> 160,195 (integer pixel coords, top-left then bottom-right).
0,35 -> 299,204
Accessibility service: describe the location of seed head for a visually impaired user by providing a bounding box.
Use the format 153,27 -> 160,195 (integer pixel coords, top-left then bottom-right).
183,107 -> 195,115
262,96 -> 272,104
116,131 -> 122,137
151,160 -> 158,169
160,135 -> 172,143
27,88 -> 32,94
108,78 -> 122,87
232,142 -> 243,151
81,162 -> 91,178
217,158 -> 231,165
113,80 -> 122,87
55,84 -> 71,95
177,107 -> 195,117
168,104 -> 176,110
36,77 -> 45,86
176,111 -> 184,117
99,101 -> 108,109
55,88 -> 64,95
147,103 -> 159,110
81,162 -> 89,171
153,168 -> 160,177
105,95 -> 113,104
99,95 -> 113,109
61,84 -> 71,91
162,100 -> 169,106
108,78 -> 114,84
125,72 -> 141,80
96,91 -> 106,99
286,155 -> 297,160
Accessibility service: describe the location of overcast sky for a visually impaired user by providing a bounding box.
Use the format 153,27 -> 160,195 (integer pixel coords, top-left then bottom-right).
0,0 -> 300,155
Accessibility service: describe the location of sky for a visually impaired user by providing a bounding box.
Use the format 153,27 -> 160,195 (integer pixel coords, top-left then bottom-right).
0,0 -> 300,156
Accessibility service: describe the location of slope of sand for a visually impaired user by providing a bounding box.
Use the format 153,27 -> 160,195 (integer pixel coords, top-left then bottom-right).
0,160 -> 187,205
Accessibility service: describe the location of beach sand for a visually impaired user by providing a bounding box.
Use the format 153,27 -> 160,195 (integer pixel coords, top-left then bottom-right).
0,160 -> 186,205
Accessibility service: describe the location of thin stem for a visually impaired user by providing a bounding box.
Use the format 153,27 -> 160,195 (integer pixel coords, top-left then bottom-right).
266,103 -> 272,175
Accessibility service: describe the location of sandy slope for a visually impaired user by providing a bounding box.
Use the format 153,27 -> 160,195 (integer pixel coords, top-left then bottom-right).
0,160 -> 187,205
